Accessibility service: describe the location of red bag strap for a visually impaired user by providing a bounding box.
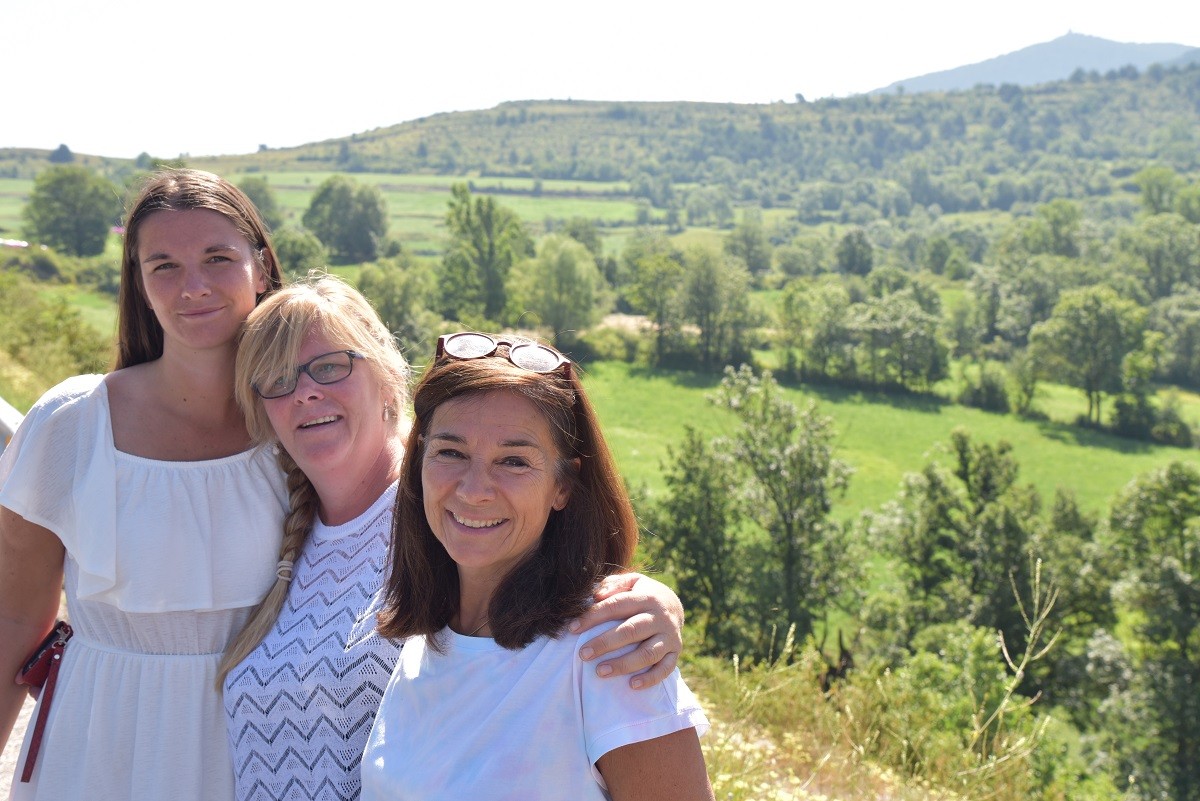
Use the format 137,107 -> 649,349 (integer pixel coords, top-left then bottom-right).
20,639 -> 66,783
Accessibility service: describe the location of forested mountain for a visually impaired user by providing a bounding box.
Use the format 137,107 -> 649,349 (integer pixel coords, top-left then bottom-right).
185,60 -> 1200,218
873,32 -> 1194,94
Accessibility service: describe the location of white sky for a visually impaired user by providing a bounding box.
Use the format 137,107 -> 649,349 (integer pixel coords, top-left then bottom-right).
4,0 -> 1197,159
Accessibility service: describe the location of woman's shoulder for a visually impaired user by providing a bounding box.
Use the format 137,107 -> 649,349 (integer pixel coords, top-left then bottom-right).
31,373 -> 106,411
18,373 -> 108,433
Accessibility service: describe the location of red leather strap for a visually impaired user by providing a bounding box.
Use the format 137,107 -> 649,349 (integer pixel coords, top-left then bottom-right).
20,641 -> 65,783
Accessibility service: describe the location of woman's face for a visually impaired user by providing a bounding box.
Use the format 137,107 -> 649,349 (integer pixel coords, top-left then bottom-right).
421,390 -> 571,585
136,208 -> 265,354
262,326 -> 391,488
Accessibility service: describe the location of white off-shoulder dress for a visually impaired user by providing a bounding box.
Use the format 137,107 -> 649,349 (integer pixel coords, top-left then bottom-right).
0,374 -> 288,801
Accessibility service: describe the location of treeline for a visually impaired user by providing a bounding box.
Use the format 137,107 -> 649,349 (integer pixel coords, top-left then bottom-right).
10,157 -> 1200,448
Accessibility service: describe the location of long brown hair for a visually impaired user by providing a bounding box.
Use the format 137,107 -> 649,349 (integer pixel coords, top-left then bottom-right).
376,342 -> 638,651
116,168 -> 283,369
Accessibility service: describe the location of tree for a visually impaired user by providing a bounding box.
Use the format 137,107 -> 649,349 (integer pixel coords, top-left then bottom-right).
682,245 -> 755,369
272,225 -> 328,279
22,165 -> 119,256
644,427 -> 745,654
48,144 -> 74,164
1134,165 -> 1180,215
871,429 -> 1040,656
439,183 -> 531,322
357,253 -> 441,359
1118,212 -> 1200,299
1099,463 -> 1200,799
724,208 -> 772,277
621,230 -> 684,364
238,176 -> 285,230
780,279 -> 854,378
302,175 -> 388,263
835,227 -> 873,275
1029,285 -> 1145,425
849,289 -> 947,389
509,234 -> 609,348
710,365 -> 854,642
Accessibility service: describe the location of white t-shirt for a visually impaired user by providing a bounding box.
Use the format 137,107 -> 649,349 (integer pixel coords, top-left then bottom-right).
360,622 -> 708,801
224,482 -> 403,801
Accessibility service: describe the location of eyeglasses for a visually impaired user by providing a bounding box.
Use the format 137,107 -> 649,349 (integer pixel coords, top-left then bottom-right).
254,350 -> 364,399
436,332 -> 571,376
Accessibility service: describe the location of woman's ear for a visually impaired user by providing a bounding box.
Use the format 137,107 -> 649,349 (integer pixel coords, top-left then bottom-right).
553,458 -> 581,511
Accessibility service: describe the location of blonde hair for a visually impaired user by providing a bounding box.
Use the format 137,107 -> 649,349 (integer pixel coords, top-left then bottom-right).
216,273 -> 410,688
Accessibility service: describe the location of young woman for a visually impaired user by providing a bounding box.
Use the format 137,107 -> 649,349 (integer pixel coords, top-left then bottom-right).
362,333 -> 714,800
0,168 -> 288,799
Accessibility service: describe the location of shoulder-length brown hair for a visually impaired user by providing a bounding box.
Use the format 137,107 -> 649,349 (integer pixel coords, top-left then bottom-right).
377,343 -> 638,651
115,168 -> 283,369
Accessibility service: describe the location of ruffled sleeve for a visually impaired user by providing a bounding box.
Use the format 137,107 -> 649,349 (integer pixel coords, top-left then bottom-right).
0,374 -> 119,598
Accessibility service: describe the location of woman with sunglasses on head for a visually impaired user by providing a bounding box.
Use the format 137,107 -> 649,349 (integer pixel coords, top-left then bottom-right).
223,278 -> 689,801
361,333 -> 714,800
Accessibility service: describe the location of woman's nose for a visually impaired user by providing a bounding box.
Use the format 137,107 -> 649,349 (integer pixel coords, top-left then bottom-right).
180,266 -> 212,298
455,461 -> 495,503
292,371 -> 325,402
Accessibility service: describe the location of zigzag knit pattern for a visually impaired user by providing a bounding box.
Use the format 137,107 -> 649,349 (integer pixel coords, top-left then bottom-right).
224,487 -> 402,801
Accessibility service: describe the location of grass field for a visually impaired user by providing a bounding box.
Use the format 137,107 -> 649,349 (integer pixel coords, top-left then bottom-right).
0,178 -> 30,236
581,360 -> 1200,519
221,171 -> 645,255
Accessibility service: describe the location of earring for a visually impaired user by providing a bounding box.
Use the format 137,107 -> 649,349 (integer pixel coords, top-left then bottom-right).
383,403 -> 391,421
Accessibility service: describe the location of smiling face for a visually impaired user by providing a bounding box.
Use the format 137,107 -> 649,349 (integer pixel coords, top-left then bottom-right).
136,208 -> 267,355
421,390 -> 572,587
262,326 -> 392,499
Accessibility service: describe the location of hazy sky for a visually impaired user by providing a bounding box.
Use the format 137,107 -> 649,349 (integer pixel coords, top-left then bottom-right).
5,0 -> 1197,159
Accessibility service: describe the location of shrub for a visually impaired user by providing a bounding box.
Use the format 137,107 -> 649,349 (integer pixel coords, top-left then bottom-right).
958,361 -> 1011,412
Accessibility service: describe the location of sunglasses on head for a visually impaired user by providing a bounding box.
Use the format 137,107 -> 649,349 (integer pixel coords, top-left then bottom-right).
435,332 -> 571,376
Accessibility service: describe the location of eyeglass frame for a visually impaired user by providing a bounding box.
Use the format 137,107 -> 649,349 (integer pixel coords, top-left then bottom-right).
253,349 -> 365,399
435,332 -> 572,377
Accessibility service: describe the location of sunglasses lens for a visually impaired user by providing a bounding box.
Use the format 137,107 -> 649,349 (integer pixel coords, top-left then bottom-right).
509,344 -> 563,373
443,333 -> 497,360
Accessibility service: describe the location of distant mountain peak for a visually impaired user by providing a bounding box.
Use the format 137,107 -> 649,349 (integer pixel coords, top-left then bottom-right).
871,34 -> 1194,95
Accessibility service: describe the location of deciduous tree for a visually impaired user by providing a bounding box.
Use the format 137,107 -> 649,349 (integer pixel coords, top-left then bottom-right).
1029,285 -> 1145,425
22,165 -> 119,257
509,234 -> 609,348
302,175 -> 388,263
710,365 -> 855,642
439,184 -> 531,322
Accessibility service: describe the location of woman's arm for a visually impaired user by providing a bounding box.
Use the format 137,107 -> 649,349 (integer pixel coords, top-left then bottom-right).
572,573 -> 684,689
0,506 -> 65,752
597,728 -> 714,801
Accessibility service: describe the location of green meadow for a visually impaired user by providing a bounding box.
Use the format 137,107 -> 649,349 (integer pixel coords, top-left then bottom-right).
581,360 -> 1200,519
0,178 -> 29,236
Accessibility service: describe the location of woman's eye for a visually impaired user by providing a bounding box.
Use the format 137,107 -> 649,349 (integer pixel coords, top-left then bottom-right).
435,448 -> 465,459
500,456 -> 530,468
311,362 -> 338,378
